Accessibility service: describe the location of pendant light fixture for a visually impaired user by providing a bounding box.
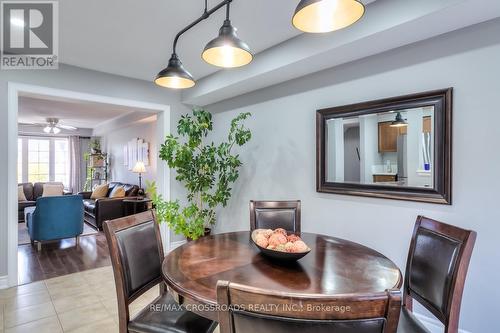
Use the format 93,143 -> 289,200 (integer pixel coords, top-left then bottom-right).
154,0 -> 252,89
154,54 -> 195,89
390,112 -> 408,128
292,0 -> 365,33
202,3 -> 252,68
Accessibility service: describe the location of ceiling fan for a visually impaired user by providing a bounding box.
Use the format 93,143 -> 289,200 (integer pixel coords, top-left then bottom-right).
21,118 -> 78,134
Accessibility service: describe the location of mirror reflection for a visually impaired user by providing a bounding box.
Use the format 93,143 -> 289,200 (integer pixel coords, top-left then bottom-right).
325,107 -> 434,188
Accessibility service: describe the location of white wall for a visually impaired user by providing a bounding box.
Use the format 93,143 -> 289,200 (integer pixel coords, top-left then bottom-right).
204,19 -> 500,333
359,114 -> 381,183
326,119 -> 344,182
100,117 -> 158,186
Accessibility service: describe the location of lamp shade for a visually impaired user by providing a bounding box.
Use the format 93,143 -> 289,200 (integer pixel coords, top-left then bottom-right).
202,20 -> 253,68
154,54 -> 195,89
390,112 -> 408,127
292,0 -> 365,33
132,161 -> 146,173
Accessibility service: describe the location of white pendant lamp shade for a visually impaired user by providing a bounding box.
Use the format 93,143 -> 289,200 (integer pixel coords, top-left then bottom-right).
154,54 -> 196,89
292,0 -> 365,33
202,20 -> 253,68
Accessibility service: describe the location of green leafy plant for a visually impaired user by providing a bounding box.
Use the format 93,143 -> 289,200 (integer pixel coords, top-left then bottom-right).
147,108 -> 251,240
90,138 -> 101,154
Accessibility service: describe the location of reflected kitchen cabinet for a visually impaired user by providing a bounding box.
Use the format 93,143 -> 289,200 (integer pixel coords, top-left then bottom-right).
378,121 -> 406,152
378,117 -> 430,153
423,116 -> 432,133
373,174 -> 397,183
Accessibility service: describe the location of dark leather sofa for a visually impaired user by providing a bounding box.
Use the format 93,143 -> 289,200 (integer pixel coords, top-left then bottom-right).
18,182 -> 72,222
78,182 -> 139,230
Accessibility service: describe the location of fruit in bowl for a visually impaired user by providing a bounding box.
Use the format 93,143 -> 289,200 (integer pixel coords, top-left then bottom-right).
251,228 -> 311,261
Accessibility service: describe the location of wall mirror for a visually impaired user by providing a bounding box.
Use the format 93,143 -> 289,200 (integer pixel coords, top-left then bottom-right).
316,88 -> 452,204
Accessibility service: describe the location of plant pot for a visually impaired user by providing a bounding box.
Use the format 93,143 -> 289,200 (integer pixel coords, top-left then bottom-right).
187,228 -> 211,242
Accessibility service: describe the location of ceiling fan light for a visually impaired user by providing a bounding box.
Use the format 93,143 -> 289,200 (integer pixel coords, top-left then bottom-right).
202,20 -> 253,68
154,54 -> 195,89
43,126 -> 51,133
52,127 -> 61,134
292,0 -> 365,33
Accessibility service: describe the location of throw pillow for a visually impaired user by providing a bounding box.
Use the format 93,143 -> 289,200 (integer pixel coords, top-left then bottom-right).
109,186 -> 126,198
42,184 -> 64,197
18,185 -> 27,201
91,183 -> 109,199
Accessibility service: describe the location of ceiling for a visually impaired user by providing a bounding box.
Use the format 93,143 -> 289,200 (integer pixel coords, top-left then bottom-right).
56,0 -> 500,106
18,94 -> 155,129
182,0 -> 500,105
59,0 -> 374,81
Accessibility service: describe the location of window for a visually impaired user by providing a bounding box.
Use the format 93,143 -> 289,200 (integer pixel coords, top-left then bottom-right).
28,139 -> 50,183
54,139 -> 69,186
18,136 -> 70,188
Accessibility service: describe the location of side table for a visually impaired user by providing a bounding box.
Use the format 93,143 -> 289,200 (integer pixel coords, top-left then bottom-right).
123,198 -> 152,216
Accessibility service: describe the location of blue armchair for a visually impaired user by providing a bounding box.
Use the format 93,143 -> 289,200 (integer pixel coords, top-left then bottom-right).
26,195 -> 84,250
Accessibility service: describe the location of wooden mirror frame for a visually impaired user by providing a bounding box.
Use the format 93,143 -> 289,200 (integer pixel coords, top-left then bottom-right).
316,88 -> 452,205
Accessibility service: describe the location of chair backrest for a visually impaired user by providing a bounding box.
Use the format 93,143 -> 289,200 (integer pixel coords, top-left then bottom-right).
403,216 -> 476,333
103,211 -> 165,332
217,281 -> 401,333
19,182 -> 34,201
249,200 -> 301,233
31,195 -> 84,238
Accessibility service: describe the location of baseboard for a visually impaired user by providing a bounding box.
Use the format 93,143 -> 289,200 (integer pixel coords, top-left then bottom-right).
415,313 -> 471,333
0,275 -> 9,289
169,240 -> 187,251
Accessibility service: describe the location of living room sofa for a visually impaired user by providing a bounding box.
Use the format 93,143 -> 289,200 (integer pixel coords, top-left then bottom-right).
18,182 -> 72,222
26,195 -> 84,251
78,182 -> 139,230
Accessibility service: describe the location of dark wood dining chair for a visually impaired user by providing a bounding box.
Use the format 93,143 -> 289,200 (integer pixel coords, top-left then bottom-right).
397,216 -> 477,333
249,200 -> 301,232
217,280 -> 402,333
103,211 -> 218,333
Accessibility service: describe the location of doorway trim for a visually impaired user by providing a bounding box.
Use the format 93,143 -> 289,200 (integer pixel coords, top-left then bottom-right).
7,82 -> 171,287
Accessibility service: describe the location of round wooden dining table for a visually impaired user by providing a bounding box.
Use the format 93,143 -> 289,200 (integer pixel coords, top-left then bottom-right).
161,231 -> 402,321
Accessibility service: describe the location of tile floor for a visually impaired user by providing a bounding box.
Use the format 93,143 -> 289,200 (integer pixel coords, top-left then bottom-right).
0,266 -> 220,333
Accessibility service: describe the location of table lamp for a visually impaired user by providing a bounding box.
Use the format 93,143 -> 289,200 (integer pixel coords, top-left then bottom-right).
132,161 -> 146,196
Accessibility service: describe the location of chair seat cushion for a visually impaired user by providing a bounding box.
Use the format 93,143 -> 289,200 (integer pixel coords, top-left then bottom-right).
128,293 -> 217,333
83,199 -> 96,215
397,308 -> 431,333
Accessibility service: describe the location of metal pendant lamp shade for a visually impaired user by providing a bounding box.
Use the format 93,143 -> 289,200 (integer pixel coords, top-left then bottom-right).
390,112 -> 408,127
292,0 -> 365,33
202,20 -> 253,68
154,54 -> 195,89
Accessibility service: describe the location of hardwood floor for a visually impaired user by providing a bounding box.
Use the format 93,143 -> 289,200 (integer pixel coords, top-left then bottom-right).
17,232 -> 111,285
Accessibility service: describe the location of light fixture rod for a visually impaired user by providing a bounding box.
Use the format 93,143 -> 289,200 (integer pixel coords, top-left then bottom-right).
172,0 -> 233,55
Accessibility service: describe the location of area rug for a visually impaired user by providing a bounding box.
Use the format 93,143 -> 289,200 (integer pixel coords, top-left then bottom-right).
18,222 -> 99,245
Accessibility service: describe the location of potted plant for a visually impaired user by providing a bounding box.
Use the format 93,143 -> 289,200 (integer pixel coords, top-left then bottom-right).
90,138 -> 101,154
147,108 -> 251,241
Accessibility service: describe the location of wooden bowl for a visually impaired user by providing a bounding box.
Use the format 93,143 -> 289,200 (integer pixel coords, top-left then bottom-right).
251,230 -> 311,262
